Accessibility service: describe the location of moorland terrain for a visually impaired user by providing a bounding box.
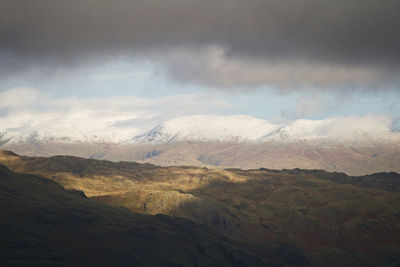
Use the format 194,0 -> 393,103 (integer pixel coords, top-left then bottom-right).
1,150 -> 400,266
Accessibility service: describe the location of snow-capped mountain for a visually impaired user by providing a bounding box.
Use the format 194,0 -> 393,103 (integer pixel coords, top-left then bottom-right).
130,115 -> 281,144
0,127 -> 129,146
263,116 -> 400,144
1,114 -> 399,146
130,115 -> 400,145
1,114 -> 400,175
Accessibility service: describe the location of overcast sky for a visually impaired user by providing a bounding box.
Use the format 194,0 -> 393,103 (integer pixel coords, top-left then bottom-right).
1,0 -> 399,135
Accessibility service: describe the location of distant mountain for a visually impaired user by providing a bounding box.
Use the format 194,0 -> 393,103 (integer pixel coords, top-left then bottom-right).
130,115 -> 281,144
130,115 -> 399,145
3,115 -> 398,146
1,115 -> 400,175
0,128 -> 125,145
264,118 -> 400,145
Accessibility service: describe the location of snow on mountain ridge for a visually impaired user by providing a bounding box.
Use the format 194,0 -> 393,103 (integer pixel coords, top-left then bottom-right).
131,115 -> 400,144
130,115 -> 281,143
0,128 -> 129,145
264,116 -> 399,144
262,119 -> 335,141
1,114 -> 399,146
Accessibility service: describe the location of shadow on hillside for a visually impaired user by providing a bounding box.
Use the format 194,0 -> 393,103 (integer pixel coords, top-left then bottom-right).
166,169 -> 400,266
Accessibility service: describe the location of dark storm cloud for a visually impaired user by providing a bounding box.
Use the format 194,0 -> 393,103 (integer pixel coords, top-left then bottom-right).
1,0 -> 400,90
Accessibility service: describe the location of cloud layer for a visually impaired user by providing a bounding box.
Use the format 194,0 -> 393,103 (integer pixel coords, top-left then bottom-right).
0,88 -> 398,145
1,0 -> 399,90
0,88 -> 231,142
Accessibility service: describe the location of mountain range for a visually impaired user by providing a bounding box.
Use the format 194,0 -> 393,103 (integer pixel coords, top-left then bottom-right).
1,115 -> 400,175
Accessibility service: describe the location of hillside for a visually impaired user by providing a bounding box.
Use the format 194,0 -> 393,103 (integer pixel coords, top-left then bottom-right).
1,150 -> 400,266
92,140 -> 400,176
0,161 -> 267,266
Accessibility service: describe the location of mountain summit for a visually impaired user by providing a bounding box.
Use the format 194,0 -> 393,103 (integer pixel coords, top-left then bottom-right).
130,115 -> 399,145
130,115 -> 280,144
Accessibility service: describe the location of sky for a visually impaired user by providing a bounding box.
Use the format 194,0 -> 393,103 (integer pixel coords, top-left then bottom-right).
1,0 -> 400,138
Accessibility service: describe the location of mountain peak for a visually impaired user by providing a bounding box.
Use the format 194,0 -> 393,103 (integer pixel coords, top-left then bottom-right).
130,115 -> 400,145
265,116 -> 398,144
130,115 -> 281,144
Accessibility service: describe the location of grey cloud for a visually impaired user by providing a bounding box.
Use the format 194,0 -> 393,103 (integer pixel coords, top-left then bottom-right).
155,45 -> 392,90
1,0 -> 400,90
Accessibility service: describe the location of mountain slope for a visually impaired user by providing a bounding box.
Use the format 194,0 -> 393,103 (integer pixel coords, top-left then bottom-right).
130,115 -> 280,144
1,151 -> 400,266
130,115 -> 400,144
0,162 -> 267,266
92,141 -> 400,176
264,117 -> 400,144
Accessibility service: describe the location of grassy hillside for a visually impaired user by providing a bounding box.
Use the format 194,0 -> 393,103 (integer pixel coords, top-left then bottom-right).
0,163 -> 267,266
1,150 -> 400,266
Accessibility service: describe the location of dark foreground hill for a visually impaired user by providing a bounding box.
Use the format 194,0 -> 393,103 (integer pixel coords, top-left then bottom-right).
1,150 -> 400,266
0,163 -> 267,266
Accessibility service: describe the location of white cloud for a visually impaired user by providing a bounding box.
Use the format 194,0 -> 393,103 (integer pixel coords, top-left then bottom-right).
323,115 -> 394,136
0,87 -> 50,108
0,87 -> 231,143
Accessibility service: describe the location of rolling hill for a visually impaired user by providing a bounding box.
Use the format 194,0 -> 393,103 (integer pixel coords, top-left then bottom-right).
0,160 -> 267,266
1,150 -> 399,266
